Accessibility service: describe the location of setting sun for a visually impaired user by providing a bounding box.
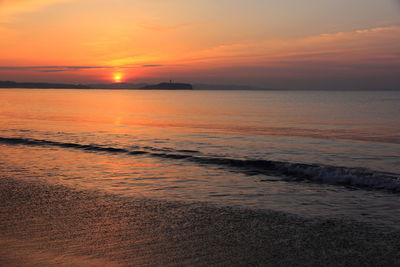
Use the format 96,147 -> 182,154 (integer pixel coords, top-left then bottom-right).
114,74 -> 122,83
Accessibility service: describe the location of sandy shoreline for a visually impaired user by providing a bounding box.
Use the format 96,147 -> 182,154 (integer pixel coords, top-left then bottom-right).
1,176 -> 399,267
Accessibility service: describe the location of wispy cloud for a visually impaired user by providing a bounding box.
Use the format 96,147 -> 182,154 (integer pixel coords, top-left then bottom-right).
0,66 -> 109,71
177,25 -> 400,67
4,26 -> 396,75
0,64 -> 164,72
141,64 -> 163,68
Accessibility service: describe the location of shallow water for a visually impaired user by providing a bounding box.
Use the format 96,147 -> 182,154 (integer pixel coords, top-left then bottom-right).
0,89 -> 399,229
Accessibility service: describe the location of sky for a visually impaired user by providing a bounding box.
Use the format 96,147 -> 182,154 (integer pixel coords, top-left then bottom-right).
0,0 -> 399,89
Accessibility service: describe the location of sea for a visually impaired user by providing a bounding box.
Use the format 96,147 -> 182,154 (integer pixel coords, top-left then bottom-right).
1,89 -> 399,230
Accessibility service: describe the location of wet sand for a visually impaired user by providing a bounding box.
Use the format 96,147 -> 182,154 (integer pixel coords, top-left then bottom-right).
1,176 -> 399,267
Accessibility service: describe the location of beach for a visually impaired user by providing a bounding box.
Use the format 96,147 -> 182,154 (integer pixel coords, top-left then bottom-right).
0,89 -> 399,266
1,176 -> 399,266
1,0 -> 400,265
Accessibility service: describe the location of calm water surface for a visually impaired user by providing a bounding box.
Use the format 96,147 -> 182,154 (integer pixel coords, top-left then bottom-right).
0,89 -> 399,228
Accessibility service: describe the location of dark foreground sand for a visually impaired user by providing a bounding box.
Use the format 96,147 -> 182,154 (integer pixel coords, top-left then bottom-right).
0,177 -> 399,267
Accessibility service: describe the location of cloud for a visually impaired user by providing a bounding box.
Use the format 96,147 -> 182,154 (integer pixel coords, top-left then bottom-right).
141,64 -> 163,68
0,64 -> 164,72
178,25 -> 400,68
0,66 -> 109,71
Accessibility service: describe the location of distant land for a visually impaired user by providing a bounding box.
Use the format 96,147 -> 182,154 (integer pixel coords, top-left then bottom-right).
0,81 -> 90,89
0,81 -> 192,90
0,80 -> 273,90
0,80 -> 397,91
88,83 -> 260,90
87,82 -> 148,89
140,82 -> 192,90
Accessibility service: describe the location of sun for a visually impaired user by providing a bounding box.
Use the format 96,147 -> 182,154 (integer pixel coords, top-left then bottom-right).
113,73 -> 122,83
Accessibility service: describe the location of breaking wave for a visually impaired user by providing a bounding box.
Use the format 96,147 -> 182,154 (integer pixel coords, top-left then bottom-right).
1,136 -> 399,192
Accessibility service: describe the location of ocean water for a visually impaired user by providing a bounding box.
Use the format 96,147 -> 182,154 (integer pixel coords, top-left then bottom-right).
0,89 -> 399,229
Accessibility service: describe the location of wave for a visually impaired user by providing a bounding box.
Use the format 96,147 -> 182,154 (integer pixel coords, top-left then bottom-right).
1,136 -> 399,192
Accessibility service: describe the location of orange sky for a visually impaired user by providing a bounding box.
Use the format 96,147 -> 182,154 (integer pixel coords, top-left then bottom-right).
0,0 -> 399,89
